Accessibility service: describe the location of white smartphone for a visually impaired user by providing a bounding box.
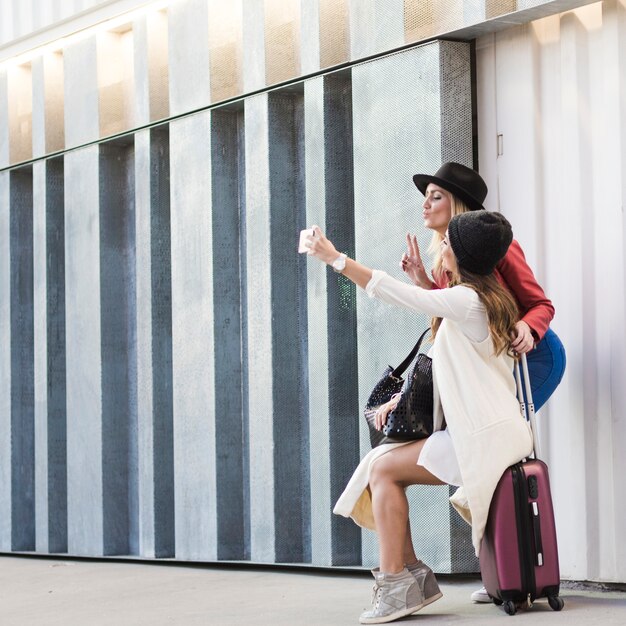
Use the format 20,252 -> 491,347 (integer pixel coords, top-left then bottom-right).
298,228 -> 315,253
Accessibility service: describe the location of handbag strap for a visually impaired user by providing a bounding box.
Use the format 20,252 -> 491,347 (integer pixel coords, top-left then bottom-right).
390,328 -> 430,379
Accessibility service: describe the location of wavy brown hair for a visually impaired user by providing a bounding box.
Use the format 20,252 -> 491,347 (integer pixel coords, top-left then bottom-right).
431,267 -> 519,357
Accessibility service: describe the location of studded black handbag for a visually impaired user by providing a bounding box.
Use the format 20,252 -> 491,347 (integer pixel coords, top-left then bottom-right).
363,328 -> 434,447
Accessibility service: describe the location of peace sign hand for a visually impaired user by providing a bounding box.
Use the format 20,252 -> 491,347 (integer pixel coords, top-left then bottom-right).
400,233 -> 435,289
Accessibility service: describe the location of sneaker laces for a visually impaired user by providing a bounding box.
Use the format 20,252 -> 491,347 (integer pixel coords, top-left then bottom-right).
371,583 -> 384,610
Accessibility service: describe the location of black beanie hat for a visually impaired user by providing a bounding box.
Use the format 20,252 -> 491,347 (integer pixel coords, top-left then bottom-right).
448,211 -> 513,275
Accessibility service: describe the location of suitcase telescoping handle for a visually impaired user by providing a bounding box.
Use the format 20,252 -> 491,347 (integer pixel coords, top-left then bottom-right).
514,353 -> 541,459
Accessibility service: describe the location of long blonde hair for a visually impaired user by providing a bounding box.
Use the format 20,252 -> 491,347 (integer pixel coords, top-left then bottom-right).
427,193 -> 471,281
431,267 -> 519,357
426,190 -> 517,355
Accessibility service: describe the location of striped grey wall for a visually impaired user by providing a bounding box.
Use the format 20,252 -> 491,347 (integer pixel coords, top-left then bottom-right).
0,40 -> 478,571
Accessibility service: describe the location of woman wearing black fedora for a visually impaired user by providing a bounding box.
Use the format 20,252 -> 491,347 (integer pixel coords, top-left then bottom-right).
304,211 -> 534,624
404,161 -> 566,603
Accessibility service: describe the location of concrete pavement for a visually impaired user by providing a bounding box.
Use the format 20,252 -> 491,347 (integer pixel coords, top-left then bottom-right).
1,555 -> 625,625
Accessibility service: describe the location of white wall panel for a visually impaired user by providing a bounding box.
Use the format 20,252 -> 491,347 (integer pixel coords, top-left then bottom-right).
170,112 -> 217,560
477,0 -> 626,582
243,94 -> 274,562
32,161 -> 48,552
63,38 -> 99,148
64,146 -> 103,555
168,0 -> 210,115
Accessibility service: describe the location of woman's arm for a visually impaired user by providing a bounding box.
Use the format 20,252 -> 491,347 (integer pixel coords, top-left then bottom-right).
365,271 -> 478,322
305,227 -> 476,322
304,227 -> 373,288
495,240 -> 555,342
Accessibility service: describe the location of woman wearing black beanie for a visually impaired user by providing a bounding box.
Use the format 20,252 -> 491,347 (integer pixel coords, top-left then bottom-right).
407,162 -> 566,603
304,210 -> 533,624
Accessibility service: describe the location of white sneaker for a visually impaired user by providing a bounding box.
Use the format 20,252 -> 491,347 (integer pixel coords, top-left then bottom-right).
470,586 -> 491,603
406,561 -> 442,607
360,568 -> 438,624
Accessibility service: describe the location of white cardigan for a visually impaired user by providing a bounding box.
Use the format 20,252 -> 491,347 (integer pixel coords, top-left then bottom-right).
333,271 -> 533,555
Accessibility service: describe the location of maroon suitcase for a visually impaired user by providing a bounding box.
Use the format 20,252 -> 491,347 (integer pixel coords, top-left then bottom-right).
479,355 -> 564,615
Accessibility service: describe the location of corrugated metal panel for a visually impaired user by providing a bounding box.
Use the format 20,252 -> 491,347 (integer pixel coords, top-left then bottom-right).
476,0 -> 626,582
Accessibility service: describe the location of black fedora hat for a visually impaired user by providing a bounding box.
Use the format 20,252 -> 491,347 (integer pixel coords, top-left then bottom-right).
413,162 -> 487,212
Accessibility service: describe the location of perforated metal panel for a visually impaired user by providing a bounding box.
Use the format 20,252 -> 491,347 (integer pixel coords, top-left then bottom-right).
208,0 -> 243,102
64,146 -> 103,555
404,0 -> 465,42
351,41 -> 476,572
349,0 -> 405,60
304,71 -> 361,566
42,157 -> 67,554
319,0 -> 349,69
0,37 -> 478,573
486,0 -> 518,19
404,0 -> 436,41
98,139 -> 137,556
0,170 -> 10,551
169,112 -> 217,561
268,92 -> 310,563
1,0 -> 596,167
8,166 -> 35,551
134,126 -> 174,558
264,0 -> 300,86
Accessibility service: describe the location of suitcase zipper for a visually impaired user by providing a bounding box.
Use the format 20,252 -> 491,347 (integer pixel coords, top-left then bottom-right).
512,463 -> 536,604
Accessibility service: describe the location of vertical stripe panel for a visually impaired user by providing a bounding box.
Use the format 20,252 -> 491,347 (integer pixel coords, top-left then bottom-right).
65,147 -> 103,555
170,112 -> 217,560
33,160 -> 48,552
45,157 -> 67,553
0,171 -> 10,551
244,94 -> 275,562
10,167 -> 35,551
211,110 -> 245,560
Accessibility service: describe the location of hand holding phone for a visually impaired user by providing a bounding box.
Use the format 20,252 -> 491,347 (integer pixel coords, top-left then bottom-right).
298,228 -> 315,253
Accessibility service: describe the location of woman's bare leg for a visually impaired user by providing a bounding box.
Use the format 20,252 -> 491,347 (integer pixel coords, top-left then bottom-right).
403,519 -> 419,567
369,439 -> 444,574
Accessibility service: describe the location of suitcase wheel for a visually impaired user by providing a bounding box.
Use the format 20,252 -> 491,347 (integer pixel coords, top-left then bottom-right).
503,600 -> 517,616
492,597 -> 503,606
548,595 -> 564,611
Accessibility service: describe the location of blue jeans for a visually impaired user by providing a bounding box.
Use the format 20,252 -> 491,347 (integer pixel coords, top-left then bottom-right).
523,328 -> 566,411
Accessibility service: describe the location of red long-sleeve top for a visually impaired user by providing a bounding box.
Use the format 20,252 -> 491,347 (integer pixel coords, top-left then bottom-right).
434,239 -> 554,341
